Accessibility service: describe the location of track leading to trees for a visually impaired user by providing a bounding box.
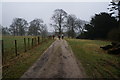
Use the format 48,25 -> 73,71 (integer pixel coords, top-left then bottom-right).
21,39 -> 86,78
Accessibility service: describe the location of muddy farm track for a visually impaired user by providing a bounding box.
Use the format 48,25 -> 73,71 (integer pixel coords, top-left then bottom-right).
21,39 -> 86,78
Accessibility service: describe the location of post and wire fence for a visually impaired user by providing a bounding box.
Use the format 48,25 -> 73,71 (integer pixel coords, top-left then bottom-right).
1,36 -> 52,64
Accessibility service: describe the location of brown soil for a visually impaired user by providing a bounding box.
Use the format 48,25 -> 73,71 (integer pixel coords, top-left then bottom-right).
21,39 -> 87,78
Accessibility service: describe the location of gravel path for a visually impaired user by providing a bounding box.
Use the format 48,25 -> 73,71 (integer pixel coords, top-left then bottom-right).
21,39 -> 86,78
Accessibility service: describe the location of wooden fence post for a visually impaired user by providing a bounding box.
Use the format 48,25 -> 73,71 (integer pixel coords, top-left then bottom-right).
2,40 -> 4,56
24,38 -> 26,52
15,40 -> 18,56
28,38 -> 30,49
38,37 -> 40,44
32,38 -> 33,48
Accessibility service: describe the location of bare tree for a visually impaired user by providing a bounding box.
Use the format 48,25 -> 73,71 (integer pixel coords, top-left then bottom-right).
9,18 -> 28,36
75,19 -> 87,34
2,27 -> 10,35
40,24 -> 48,37
51,9 -> 67,35
66,14 -> 87,38
66,14 -> 77,38
28,19 -> 44,36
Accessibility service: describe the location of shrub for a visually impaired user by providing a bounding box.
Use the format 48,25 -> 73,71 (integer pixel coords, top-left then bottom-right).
108,28 -> 120,41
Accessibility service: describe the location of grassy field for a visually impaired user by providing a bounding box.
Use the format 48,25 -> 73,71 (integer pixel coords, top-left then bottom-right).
2,36 -> 46,64
2,36 -> 54,78
66,39 -> 120,78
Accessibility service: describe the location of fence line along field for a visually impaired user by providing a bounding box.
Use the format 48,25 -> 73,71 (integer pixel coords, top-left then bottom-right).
2,36 -> 48,64
2,36 -> 54,78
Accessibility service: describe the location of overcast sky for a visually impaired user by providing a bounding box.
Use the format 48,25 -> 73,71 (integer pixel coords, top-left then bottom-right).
1,2 -> 109,32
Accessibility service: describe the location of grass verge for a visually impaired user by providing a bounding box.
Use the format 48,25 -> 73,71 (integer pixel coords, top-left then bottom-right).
66,39 -> 120,78
2,36 -> 44,63
3,39 -> 54,78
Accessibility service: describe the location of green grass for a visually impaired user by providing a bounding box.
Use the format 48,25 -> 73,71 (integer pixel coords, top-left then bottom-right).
66,39 -> 120,78
2,36 -> 54,78
2,36 -> 45,64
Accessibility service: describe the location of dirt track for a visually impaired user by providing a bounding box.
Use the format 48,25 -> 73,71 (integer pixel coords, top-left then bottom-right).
21,39 -> 86,78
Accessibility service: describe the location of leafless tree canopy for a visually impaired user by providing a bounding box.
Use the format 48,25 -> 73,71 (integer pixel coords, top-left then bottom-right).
9,18 -> 28,36
28,19 -> 47,36
51,9 -> 67,34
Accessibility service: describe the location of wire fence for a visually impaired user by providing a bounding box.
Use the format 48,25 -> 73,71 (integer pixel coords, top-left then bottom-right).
1,36 -> 51,64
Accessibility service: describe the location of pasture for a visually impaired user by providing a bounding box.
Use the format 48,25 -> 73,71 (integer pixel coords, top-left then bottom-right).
2,36 -> 46,64
66,39 -> 120,78
2,36 -> 54,78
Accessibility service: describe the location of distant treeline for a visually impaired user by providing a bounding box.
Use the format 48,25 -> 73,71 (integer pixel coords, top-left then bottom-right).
1,18 -> 48,37
1,0 -> 120,41
1,9 -> 88,38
